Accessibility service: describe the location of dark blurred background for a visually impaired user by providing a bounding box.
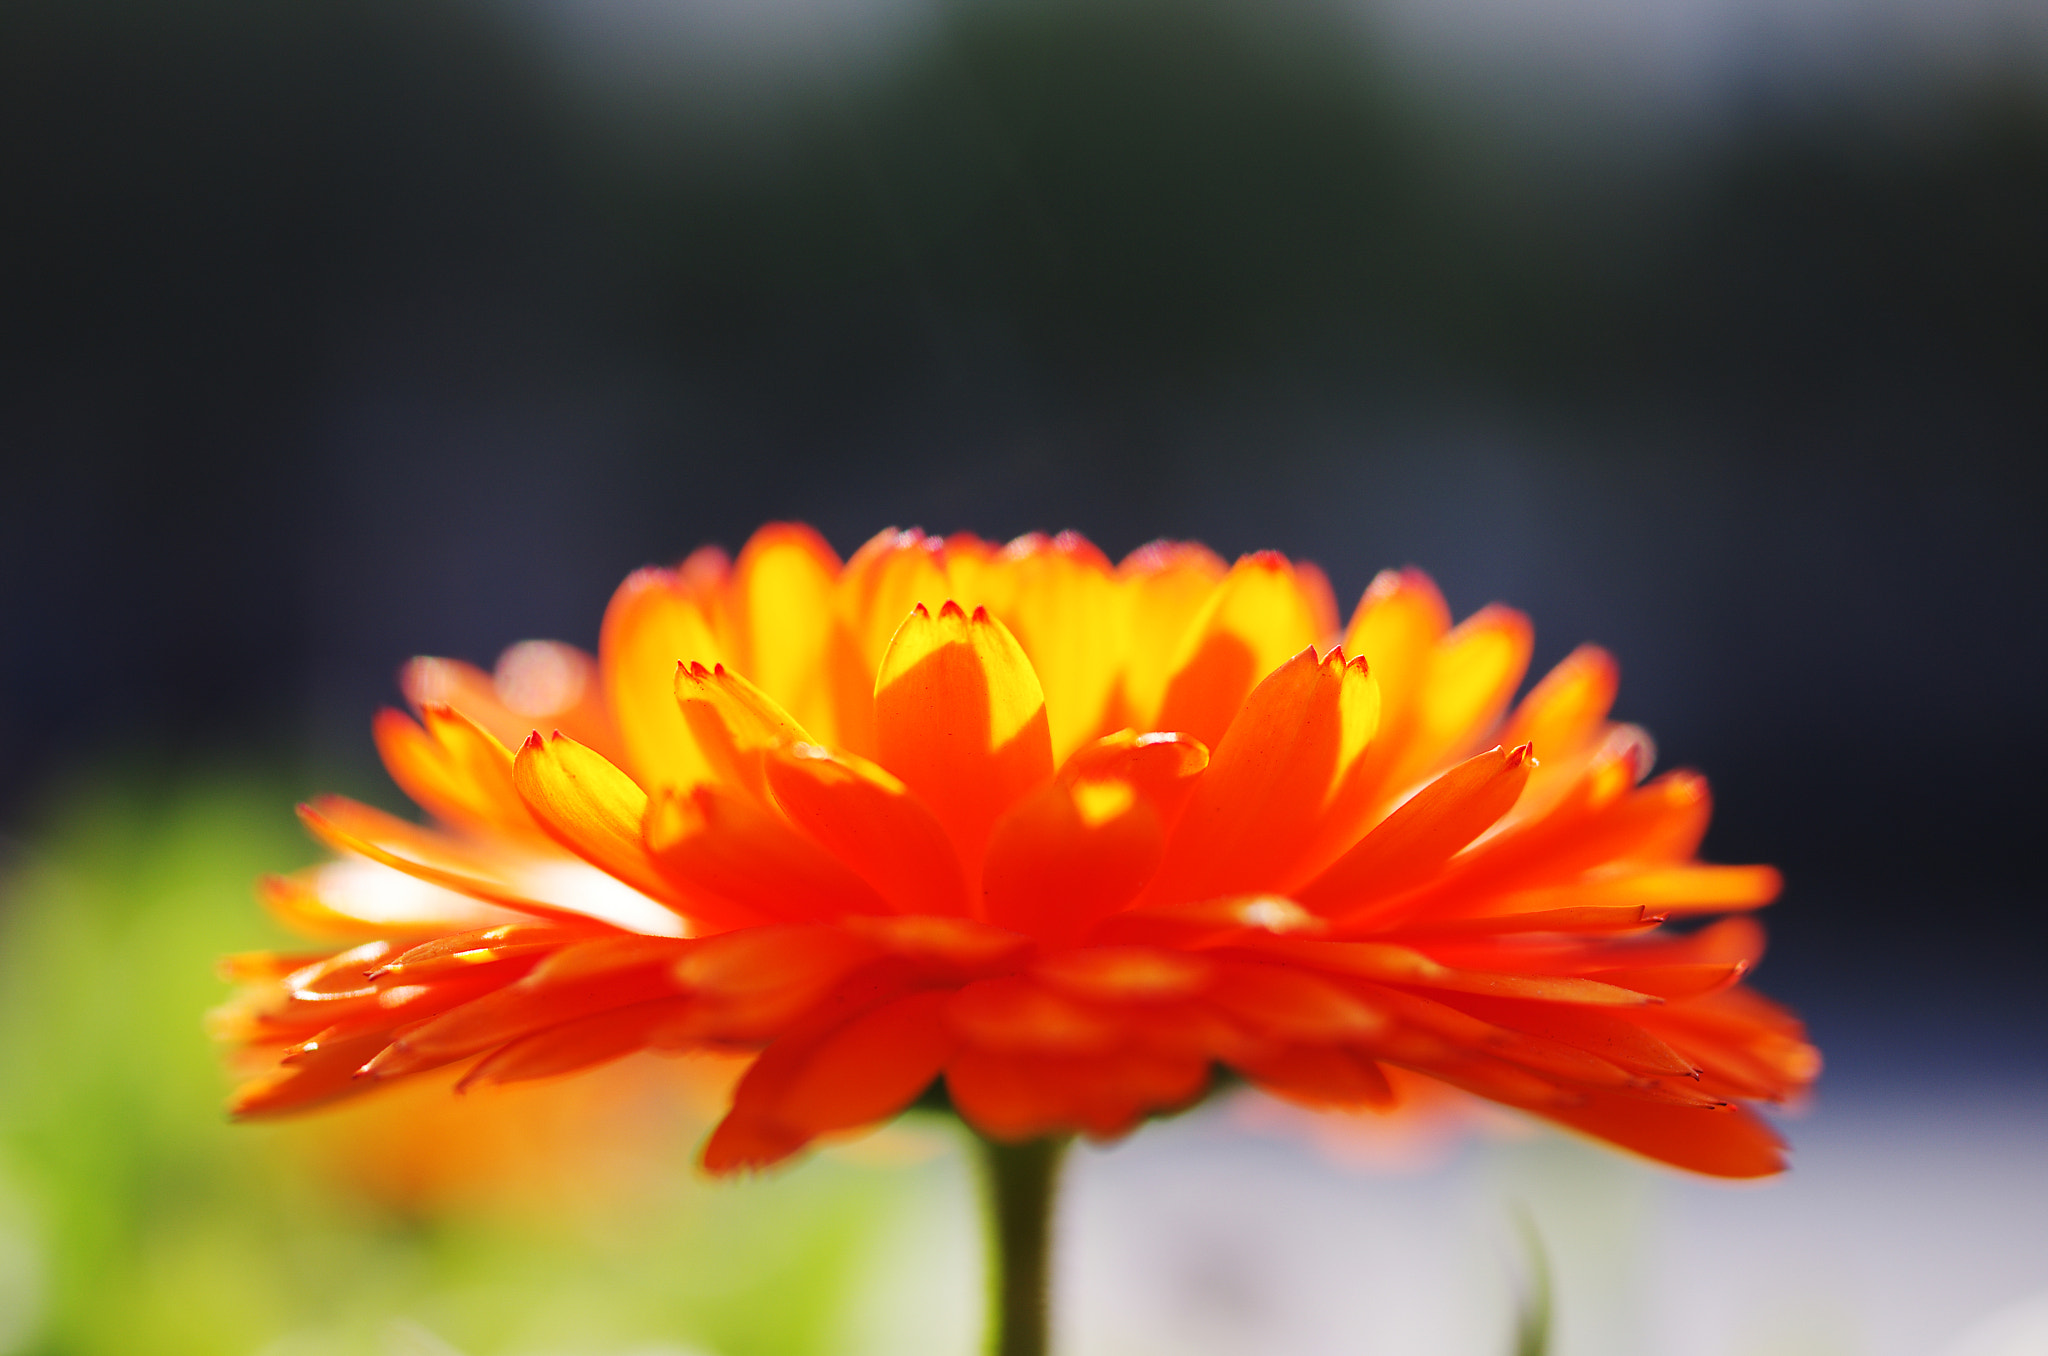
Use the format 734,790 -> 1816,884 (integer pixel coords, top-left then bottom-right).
3,0 -> 2044,1072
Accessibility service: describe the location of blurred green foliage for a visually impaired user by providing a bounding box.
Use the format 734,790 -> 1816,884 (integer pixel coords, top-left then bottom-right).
0,768 -> 969,1356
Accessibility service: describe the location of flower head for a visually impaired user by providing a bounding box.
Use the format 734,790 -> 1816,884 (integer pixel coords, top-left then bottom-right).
216,524 -> 1818,1177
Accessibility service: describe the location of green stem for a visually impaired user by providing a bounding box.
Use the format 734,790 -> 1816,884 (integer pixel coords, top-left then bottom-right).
974,1133 -> 1069,1356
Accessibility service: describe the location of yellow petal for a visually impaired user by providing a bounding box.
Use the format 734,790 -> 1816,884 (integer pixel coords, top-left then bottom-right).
599,559 -> 731,792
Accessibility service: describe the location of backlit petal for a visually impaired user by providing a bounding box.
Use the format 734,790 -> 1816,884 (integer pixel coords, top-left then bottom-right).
731,523 -> 842,741
981,532 -> 1126,761
1114,540 -> 1228,728
599,559 -> 731,791
874,601 -> 1054,882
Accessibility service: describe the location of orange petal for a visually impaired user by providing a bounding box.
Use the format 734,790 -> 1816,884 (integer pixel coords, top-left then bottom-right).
1154,552 -> 1327,747
1234,1045 -> 1395,1110
1204,961 -> 1388,1040
836,914 -> 1035,977
1297,744 -> 1533,916
1435,865 -> 1780,923
701,969 -> 931,1172
1090,893 -> 1328,948
1147,646 -> 1380,905
771,989 -> 958,1133
512,732 -> 690,912
821,531 -> 951,760
982,776 -> 1164,945
948,977 -> 1123,1053
1383,905 -> 1661,937
671,925 -> 883,1042
1340,568 -> 1451,735
374,935 -> 688,1073
1429,994 -> 1699,1078
763,742 -> 972,916
1580,962 -> 1747,1001
731,523 -> 843,741
371,923 -> 603,982
490,640 -> 625,763
945,1048 -> 1210,1143
1404,605 -> 1533,777
599,561 -> 731,791
1459,768 -> 1717,905
1500,644 -> 1618,763
645,782 -> 888,926
228,1030 -> 395,1118
874,601 -> 1054,882
1241,938 -> 1657,1005
1031,948 -> 1214,1004
1538,1095 -> 1786,1178
460,997 -> 694,1088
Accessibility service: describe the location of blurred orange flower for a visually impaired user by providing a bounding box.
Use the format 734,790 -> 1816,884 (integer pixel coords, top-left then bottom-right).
215,525 -> 1818,1178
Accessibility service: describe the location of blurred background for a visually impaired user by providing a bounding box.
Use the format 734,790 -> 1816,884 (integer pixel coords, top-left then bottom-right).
1,0 -> 2044,1351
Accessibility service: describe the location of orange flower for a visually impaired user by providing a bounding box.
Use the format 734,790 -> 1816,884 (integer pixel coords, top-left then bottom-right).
216,524 -> 1819,1178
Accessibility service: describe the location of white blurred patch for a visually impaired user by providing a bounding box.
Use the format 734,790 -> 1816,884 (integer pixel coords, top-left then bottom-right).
494,640 -> 590,720
312,858 -> 525,930
1939,1292 -> 2048,1356
519,860 -> 689,936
